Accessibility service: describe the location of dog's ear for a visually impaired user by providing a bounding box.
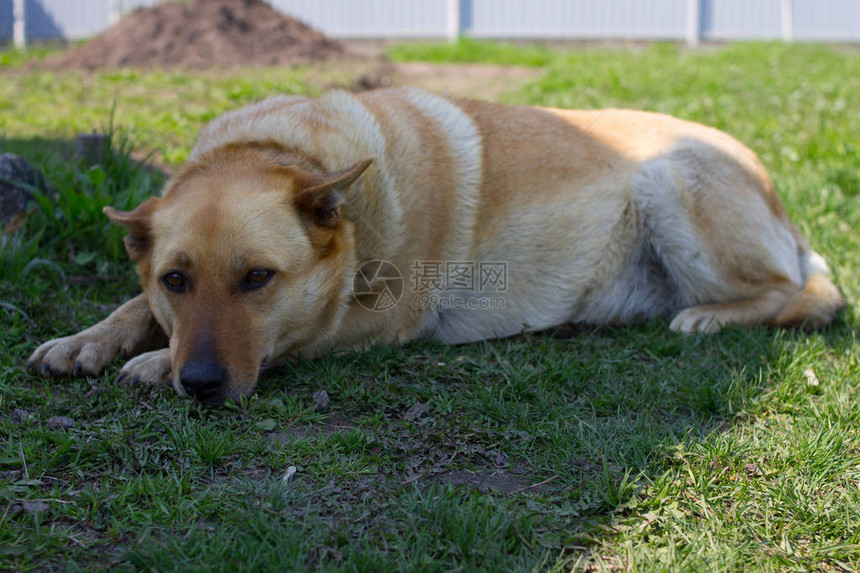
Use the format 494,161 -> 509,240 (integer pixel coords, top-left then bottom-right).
103,199 -> 158,261
293,158 -> 373,228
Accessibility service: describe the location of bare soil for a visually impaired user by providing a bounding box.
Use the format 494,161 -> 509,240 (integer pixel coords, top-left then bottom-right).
433,469 -> 536,494
43,0 -> 348,70
323,58 -> 542,100
36,0 -> 541,102
387,61 -> 542,100
39,1 -> 541,101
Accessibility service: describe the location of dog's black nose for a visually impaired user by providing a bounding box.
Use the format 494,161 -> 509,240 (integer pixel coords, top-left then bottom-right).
180,361 -> 227,403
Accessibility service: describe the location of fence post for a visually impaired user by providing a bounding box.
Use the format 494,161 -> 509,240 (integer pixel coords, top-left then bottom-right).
110,0 -> 123,26
781,0 -> 793,42
13,0 -> 26,49
447,0 -> 460,43
686,0 -> 700,46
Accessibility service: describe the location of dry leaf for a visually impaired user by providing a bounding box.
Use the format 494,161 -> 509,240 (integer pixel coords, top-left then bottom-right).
804,368 -> 820,387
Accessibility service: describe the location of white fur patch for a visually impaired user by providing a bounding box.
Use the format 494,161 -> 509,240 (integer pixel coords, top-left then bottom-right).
801,250 -> 831,281
402,88 -> 483,261
629,157 -> 723,305
190,95 -> 311,160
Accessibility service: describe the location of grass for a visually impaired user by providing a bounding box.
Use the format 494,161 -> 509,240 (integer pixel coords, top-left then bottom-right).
1,41 -> 858,571
0,66 -> 308,164
387,37 -> 558,67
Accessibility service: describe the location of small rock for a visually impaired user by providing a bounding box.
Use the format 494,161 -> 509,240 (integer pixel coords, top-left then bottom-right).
354,71 -> 393,91
22,501 -> 50,515
312,390 -> 330,412
12,408 -> 37,424
404,402 -> 428,421
745,463 -> 762,477
47,416 -> 76,429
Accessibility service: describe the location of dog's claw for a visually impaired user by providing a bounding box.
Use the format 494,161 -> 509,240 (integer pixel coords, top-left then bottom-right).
116,349 -> 172,388
116,371 -> 143,388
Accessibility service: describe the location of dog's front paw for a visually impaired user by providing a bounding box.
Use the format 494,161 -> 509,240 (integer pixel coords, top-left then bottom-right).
116,349 -> 173,387
28,332 -> 123,378
669,307 -> 724,334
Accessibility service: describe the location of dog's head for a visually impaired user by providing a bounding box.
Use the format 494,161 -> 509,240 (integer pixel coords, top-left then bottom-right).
105,147 -> 372,405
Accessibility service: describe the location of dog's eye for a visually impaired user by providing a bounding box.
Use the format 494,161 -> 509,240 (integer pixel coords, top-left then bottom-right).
162,272 -> 186,293
242,269 -> 274,291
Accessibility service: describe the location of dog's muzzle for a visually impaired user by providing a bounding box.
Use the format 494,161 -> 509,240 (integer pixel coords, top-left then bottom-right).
180,359 -> 227,404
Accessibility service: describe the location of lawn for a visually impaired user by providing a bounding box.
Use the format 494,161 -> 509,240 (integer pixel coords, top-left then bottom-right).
1,41 -> 858,572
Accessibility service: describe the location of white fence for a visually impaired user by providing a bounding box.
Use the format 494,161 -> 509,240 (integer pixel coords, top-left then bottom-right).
2,0 -> 860,48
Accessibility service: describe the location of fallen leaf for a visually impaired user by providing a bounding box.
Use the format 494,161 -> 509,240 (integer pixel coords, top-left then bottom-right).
804,368 -> 820,387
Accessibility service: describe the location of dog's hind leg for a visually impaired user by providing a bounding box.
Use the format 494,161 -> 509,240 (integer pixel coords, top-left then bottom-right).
669,287 -> 794,333
632,149 -> 818,334
669,251 -> 845,333
28,294 -> 167,378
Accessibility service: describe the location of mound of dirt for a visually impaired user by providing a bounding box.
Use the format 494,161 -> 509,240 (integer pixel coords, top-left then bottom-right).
44,0 -> 348,70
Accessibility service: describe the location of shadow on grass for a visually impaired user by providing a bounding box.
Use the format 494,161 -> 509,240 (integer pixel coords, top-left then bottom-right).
234,314 -> 856,569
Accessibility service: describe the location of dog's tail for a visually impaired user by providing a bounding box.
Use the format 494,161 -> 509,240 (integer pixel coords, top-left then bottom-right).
774,246 -> 845,330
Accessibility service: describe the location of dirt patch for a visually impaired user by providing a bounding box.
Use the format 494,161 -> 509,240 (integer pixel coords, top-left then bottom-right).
43,0 -> 349,70
270,411 -> 356,445
339,60 -> 542,100
433,469 -> 538,494
391,62 -> 542,100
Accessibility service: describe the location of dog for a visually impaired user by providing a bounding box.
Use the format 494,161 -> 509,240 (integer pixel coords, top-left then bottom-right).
28,88 -> 845,405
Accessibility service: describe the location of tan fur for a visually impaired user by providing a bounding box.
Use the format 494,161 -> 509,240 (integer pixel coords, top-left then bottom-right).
28,88 -> 845,403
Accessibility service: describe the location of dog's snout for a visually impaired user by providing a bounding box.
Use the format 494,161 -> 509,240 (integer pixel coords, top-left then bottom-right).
180,361 -> 227,403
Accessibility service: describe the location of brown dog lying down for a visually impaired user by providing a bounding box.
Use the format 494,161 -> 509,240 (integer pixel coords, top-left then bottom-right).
28,88 -> 844,405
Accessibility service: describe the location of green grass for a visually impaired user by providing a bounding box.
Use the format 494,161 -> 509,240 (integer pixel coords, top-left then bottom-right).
388,38 -> 558,67
0,65 -> 307,164
0,43 -> 63,67
1,41 -> 859,571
